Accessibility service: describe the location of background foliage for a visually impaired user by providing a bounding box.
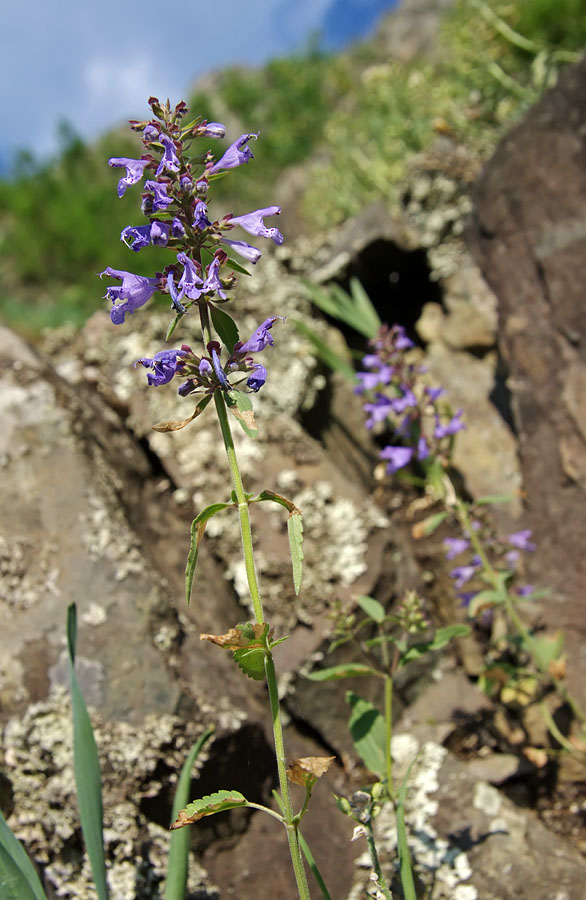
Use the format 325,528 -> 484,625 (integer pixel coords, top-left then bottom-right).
0,0 -> 583,335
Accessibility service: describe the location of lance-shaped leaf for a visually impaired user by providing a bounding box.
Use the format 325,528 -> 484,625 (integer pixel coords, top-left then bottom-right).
210,304 -> 239,352
287,756 -> 335,787
171,790 -> 247,830
185,501 -> 233,604
66,604 -> 109,900
165,726 -> 215,900
0,811 -> 47,900
224,255 -> 252,277
226,390 -> 257,438
153,394 -> 212,432
253,491 -> 304,595
306,663 -> 381,682
346,691 -> 387,778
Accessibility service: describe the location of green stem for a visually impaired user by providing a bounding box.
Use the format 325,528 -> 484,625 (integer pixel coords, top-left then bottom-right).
364,820 -> 393,900
213,389 -> 311,900
214,391 -> 264,624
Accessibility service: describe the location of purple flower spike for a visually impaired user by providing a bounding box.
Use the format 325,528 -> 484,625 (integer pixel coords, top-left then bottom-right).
156,135 -> 181,176
109,157 -> 149,197
238,316 -> 284,354
228,206 -> 283,245
208,133 -> 258,175
434,409 -> 465,439
100,267 -> 159,324
194,201 -> 212,230
443,537 -> 470,560
506,529 -> 536,552
135,348 -> 187,386
380,445 -> 414,474
144,180 -> 173,212
220,238 -> 262,264
247,364 -> 267,392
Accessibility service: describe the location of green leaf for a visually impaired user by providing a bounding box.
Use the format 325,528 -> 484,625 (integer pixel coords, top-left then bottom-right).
66,604 -> 109,900
225,256 -> 252,277
396,757 -> 418,900
346,692 -> 387,778
210,305 -> 240,352
400,624 -> 470,664
356,595 -> 385,624
226,390 -> 258,438
185,502 -> 232,604
530,633 -> 564,671
348,277 -> 381,337
165,312 -> 184,342
290,318 -> 356,381
287,512 -> 304,595
306,664 -> 380,682
233,646 -> 266,681
0,811 -> 47,900
475,493 -> 515,506
412,510 -> 449,537
468,589 -> 507,617
171,790 -> 248,829
253,489 -> 299,513
165,726 -> 215,900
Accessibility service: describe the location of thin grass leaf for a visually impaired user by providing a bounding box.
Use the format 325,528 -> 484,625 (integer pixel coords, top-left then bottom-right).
396,756 -> 418,900
165,726 -> 215,900
287,512 -> 304,595
306,663 -> 380,682
66,604 -> 109,900
0,812 -> 47,900
348,277 -> 381,337
291,318 -> 356,380
272,791 -> 332,900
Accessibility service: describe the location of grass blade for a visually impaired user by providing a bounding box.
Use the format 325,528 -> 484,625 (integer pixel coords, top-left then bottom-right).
396,757 -> 417,900
66,604 -> 109,900
165,726 -> 215,900
0,811 -> 47,900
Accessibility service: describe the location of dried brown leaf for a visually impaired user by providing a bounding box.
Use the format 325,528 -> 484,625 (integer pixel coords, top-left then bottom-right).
200,623 -> 269,649
287,756 -> 335,786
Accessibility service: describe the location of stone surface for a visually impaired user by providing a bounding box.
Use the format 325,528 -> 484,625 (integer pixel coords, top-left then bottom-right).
466,57 -> 586,710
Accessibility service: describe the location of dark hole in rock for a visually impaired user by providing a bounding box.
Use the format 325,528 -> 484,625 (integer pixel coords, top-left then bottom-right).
332,239 -> 444,353
298,239 -> 443,445
139,723 -> 276,854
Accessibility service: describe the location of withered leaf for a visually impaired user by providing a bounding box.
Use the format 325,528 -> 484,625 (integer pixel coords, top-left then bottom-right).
287,756 -> 335,786
200,622 -> 270,649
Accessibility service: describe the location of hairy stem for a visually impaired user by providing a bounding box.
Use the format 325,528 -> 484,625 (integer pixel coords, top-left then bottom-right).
214,389 -> 311,900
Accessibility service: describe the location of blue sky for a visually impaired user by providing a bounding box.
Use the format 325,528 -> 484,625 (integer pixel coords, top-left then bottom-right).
1,0 -> 396,174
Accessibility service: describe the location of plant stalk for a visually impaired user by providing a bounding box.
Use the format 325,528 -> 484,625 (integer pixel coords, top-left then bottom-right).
214,389 -> 311,900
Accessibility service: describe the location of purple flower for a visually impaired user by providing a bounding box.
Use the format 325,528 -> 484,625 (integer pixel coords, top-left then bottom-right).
100,267 -> 159,324
417,435 -> 429,460
388,387 -> 417,414
121,221 -> 170,251
443,537 -> 470,560
363,394 -> 393,429
449,564 -> 478,588
380,445 -> 414,474
506,529 -> 536,552
208,133 -> 258,175
425,386 -> 444,403
167,272 -> 188,314
143,124 -> 159,142
199,358 -> 212,378
135,348 -> 187,386
194,201 -> 212,230
434,409 -> 465,439
177,252 -> 203,301
108,157 -> 149,198
515,584 -> 535,597
393,326 -> 414,350
171,217 -> 185,238
181,174 -> 193,192
144,180 -> 173,212
202,256 -> 226,299
211,346 -> 230,390
228,206 -> 283,245
220,238 -> 262,264
201,122 -> 225,138
247,364 -> 267,392
355,362 -> 392,393
237,316 -> 284,354
156,135 -> 181,176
